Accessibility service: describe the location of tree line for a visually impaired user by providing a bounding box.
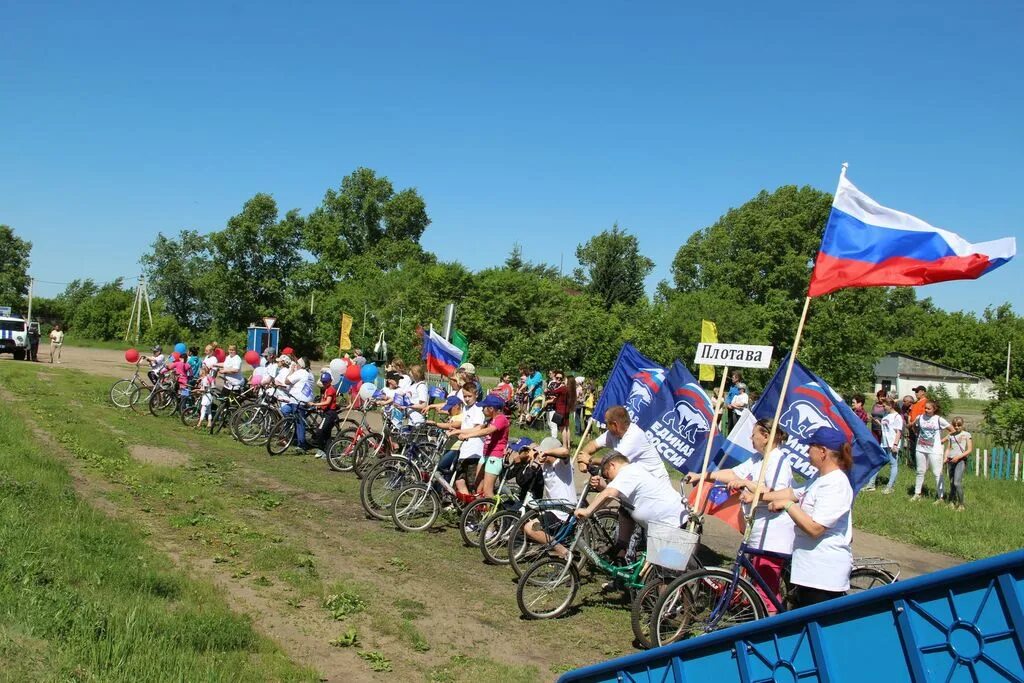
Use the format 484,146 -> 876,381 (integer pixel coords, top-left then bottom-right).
4,166 -> 1023,396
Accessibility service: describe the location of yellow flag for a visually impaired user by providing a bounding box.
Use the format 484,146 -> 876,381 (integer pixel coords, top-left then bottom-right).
699,319 -> 718,382
339,313 -> 353,351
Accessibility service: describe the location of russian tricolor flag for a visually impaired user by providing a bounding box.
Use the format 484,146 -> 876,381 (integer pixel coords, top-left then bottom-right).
808,173 -> 1016,297
421,326 -> 463,377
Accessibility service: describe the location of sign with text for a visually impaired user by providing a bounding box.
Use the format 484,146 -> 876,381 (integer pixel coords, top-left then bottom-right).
694,343 -> 774,369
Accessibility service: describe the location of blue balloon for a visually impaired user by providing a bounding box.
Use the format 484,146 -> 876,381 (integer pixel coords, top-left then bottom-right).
360,364 -> 379,382
340,378 -> 353,391
174,342 -> 187,355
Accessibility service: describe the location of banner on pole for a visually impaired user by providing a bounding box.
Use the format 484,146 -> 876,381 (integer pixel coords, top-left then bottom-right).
594,343 -> 667,424
694,343 -> 774,369
339,313 -> 353,350
698,320 -> 718,382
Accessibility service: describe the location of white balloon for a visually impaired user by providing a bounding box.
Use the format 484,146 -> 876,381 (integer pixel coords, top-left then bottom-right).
358,383 -> 377,401
329,358 -> 345,375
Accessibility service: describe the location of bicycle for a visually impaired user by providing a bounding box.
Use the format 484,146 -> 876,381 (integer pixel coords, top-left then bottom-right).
325,406 -> 384,473
358,431 -> 447,521
266,402 -> 327,455
650,542 -> 899,647
229,387 -> 282,445
108,361 -> 156,412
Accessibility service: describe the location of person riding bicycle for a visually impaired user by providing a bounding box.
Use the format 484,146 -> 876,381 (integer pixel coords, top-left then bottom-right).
686,417 -> 794,613
144,345 -> 166,385
219,344 -> 245,395
575,453 -> 689,532
310,370 -> 339,453
279,357 -> 316,452
763,426 -> 854,608
445,381 -> 484,497
456,394 -> 508,498
432,395 -> 465,483
515,436 -> 578,559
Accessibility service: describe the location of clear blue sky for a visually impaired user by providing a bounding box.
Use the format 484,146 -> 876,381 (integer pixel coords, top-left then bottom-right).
3,1 -> 1021,315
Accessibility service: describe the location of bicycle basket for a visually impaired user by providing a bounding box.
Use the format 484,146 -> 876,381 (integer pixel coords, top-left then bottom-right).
645,521 -> 699,571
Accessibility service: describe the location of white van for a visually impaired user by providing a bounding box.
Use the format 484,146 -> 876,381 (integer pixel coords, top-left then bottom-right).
0,315 -> 29,360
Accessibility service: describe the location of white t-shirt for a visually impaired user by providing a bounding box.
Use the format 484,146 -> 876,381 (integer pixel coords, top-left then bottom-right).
397,374 -> 412,391
460,404 -> 486,460
915,414 -> 950,455
731,392 -> 749,411
881,412 -> 904,450
731,447 -> 795,554
151,353 -> 166,371
50,330 -> 64,344
275,365 -> 295,403
543,456 -> 577,520
288,369 -> 315,403
407,381 -> 429,426
609,464 -> 687,528
203,354 -> 219,371
222,354 -> 244,389
595,423 -> 668,480
791,469 -> 853,592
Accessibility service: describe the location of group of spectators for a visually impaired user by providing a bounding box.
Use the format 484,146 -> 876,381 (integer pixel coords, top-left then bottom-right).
855,385 -> 972,511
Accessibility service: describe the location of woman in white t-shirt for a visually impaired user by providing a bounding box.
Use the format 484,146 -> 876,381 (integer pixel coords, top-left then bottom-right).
685,418 -> 794,613
912,401 -> 954,502
764,427 -> 853,608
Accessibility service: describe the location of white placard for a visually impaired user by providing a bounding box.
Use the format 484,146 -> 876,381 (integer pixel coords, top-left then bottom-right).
0,306 -> 11,316
262,317 -> 277,330
694,343 -> 774,369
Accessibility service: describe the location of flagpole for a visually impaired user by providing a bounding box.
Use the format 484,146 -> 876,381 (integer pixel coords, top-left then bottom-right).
744,162 -> 846,527
691,366 -> 730,529
570,417 -> 596,472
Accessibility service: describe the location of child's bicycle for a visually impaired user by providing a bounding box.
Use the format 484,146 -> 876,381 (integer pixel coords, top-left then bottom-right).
650,542 -> 899,647
108,361 -> 155,412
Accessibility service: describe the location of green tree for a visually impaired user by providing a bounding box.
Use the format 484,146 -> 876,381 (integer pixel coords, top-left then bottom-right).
304,168 -> 430,278
141,230 -> 211,330
574,224 -> 653,308
0,225 -> 32,312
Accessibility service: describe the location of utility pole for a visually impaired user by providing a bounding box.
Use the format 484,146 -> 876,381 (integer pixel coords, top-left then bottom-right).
26,277 -> 34,321
1008,342 -> 1013,383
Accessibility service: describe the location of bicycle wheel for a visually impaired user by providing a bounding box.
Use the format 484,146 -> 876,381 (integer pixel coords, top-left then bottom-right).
148,388 -> 178,417
130,385 -> 153,413
509,508 -> 576,579
360,458 -> 421,521
326,430 -> 359,472
180,397 -> 202,427
266,417 -> 296,456
652,567 -> 767,647
848,567 -> 895,593
631,576 -> 670,650
479,510 -> 522,565
391,484 -> 440,532
459,497 -> 496,548
211,402 -> 235,435
230,404 -> 268,444
109,379 -> 138,408
516,557 -> 579,620
353,434 -> 386,479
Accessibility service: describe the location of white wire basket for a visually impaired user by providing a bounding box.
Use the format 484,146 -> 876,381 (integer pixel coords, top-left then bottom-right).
646,521 -> 699,571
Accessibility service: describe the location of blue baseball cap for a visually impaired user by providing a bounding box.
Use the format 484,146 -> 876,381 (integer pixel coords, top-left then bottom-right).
479,394 -> 505,409
442,395 -> 463,411
509,437 -> 533,452
809,426 -> 848,451
320,371 -> 333,384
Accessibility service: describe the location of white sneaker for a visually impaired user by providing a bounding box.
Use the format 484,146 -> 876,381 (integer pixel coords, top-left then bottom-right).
910,494 -> 922,501
863,485 -> 876,492
882,488 -> 893,495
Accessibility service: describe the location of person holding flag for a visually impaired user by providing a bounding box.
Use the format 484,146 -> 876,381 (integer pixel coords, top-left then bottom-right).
686,418 -> 794,613
763,427 -> 853,608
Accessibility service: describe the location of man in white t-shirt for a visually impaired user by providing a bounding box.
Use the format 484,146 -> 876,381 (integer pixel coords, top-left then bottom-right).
579,405 -> 668,480
577,453 -> 688,530
729,384 -> 750,422
281,358 -> 315,451
518,436 -> 579,558
220,344 -> 244,391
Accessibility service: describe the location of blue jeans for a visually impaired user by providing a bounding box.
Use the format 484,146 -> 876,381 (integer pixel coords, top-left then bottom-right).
871,447 -> 899,490
281,403 -> 308,449
438,450 -> 459,481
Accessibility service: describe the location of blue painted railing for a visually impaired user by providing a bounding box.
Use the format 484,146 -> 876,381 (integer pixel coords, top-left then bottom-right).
559,549 -> 1024,683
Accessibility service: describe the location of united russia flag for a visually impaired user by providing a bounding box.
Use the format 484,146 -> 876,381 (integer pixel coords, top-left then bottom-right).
808,173 -> 1016,297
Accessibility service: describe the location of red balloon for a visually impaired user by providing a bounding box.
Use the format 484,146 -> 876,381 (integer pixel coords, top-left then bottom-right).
214,348 -> 226,363
345,363 -> 361,381
171,351 -> 181,361
244,350 -> 260,366
125,348 -> 140,363
282,346 -> 295,357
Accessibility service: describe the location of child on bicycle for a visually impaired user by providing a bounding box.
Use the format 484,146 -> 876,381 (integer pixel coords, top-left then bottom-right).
456,394 -> 508,498
196,364 -> 216,429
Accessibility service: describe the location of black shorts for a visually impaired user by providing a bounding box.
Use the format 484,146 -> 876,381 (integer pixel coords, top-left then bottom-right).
552,412 -> 566,427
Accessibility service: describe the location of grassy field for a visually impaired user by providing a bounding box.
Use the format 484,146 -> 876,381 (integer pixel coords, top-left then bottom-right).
0,385 -> 315,680
0,362 -> 647,681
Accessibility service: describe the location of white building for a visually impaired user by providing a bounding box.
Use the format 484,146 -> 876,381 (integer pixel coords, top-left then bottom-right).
873,352 -> 993,401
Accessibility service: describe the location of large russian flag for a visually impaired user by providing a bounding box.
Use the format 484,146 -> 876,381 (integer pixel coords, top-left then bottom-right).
421,326 -> 463,377
808,174 -> 1016,297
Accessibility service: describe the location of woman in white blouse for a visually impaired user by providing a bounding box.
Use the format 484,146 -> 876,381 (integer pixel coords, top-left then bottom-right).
762,426 -> 853,608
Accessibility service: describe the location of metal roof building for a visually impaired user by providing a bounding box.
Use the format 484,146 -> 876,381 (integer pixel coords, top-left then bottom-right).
873,352 -> 993,401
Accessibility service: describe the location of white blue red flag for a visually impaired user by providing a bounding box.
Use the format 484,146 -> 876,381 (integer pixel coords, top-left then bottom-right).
808,174 -> 1016,297
750,354 -> 888,493
420,326 -> 463,377
593,343 -> 666,424
635,361 -> 724,474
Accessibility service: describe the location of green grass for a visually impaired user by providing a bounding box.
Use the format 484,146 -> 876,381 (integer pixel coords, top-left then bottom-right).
854,457 -> 1024,560
0,392 -> 315,681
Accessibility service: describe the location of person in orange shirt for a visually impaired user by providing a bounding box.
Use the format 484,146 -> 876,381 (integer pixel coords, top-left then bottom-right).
907,386 -> 928,460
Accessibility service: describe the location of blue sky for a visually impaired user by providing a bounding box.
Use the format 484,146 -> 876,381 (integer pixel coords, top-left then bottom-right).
3,1 -> 1021,316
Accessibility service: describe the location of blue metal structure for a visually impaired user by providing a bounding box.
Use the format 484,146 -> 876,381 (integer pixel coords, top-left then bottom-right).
559,549 -> 1024,683
990,448 -> 1016,481
246,326 -> 280,355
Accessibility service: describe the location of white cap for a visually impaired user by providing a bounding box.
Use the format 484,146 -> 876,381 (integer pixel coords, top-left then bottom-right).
537,437 -> 563,453
458,362 -> 476,374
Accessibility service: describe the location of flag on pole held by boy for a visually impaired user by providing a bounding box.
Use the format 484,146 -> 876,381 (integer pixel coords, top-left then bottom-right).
634,361 -> 724,474
752,354 -> 888,493
420,325 -> 463,376
593,343 -> 667,424
698,320 -> 718,382
808,173 -> 1016,297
